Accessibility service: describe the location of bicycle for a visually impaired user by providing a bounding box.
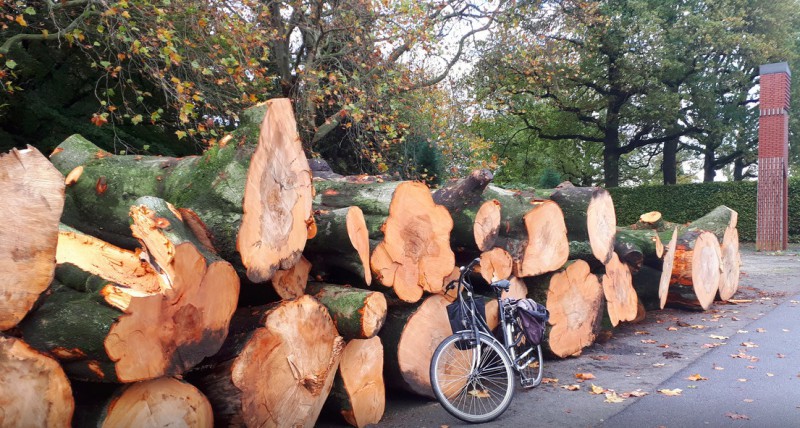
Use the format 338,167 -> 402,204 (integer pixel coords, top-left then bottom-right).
429,257 -> 545,423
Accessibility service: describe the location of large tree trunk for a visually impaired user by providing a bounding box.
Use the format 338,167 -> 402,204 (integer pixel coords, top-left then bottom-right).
482,186 -> 569,277
370,182 -> 455,303
668,230 -> 721,310
49,99 -> 314,283
0,146 -> 65,330
547,182 -> 617,265
0,335 -> 74,428
76,377 -> 213,428
379,294 -> 452,398
323,337 -> 386,428
662,139 -> 678,185
21,198 -> 239,382
614,228 -> 664,271
306,283 -> 388,340
305,207 -> 372,285
190,295 -> 344,428
525,261 -> 604,358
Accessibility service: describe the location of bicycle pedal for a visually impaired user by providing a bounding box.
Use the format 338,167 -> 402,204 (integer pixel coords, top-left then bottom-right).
520,378 -> 535,388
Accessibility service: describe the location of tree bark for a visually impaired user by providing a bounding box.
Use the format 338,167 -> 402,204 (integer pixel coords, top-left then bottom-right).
306,283 -> 388,340
0,146 -> 65,330
190,295 -> 344,428
662,139 -> 678,185
370,182 -> 455,303
547,182 -> 617,265
0,335 -> 74,428
614,228 -> 664,271
22,198 -> 239,383
305,206 -> 372,286
524,260 -> 604,358
323,337 -> 386,428
49,99 -> 314,284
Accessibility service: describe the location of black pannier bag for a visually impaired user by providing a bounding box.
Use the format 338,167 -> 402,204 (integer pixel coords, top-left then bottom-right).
515,298 -> 549,345
447,299 -> 487,350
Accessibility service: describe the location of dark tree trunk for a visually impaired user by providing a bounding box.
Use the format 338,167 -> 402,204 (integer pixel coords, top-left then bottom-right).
662,139 -> 678,185
703,145 -> 716,182
603,135 -> 620,188
733,157 -> 746,181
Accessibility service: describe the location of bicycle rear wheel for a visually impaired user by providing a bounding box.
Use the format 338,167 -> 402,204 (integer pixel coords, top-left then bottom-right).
511,318 -> 544,388
430,331 -> 515,423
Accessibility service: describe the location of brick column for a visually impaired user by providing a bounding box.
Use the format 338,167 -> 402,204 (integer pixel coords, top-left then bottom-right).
757,62 -> 790,251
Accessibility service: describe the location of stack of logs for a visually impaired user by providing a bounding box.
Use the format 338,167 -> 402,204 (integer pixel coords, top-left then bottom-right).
0,98 -> 741,428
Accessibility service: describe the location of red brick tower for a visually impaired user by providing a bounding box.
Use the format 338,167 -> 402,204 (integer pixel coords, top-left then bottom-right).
757,62 -> 791,251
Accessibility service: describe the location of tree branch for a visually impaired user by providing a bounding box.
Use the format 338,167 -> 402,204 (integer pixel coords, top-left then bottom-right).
0,1 -> 97,55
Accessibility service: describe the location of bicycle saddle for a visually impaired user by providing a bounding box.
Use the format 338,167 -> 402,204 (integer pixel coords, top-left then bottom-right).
491,279 -> 510,291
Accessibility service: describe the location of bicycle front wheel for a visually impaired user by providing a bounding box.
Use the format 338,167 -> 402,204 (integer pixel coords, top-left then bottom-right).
430,331 -> 515,423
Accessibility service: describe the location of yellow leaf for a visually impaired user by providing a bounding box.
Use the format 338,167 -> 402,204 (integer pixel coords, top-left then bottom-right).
604,391 -> 625,403
658,388 -> 682,396
590,384 -> 605,395
709,334 -> 728,340
621,390 -> 649,398
15,15 -> 27,27
575,373 -> 595,381
561,384 -> 580,391
468,389 -> 490,398
686,374 -> 708,381
542,378 -> 559,384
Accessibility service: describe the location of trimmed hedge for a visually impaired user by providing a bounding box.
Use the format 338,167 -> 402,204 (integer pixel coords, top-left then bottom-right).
609,178 -> 800,243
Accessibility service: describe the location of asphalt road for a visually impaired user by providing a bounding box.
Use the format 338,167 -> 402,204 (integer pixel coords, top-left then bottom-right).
358,245 -> 800,428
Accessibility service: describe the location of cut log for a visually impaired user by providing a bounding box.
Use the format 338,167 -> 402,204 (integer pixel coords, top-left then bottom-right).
659,228 -> 679,309
483,186 -> 569,277
238,99 -> 314,282
718,226 -> 741,301
478,247 -> 514,284
323,337 -> 385,428
0,146 -> 65,330
190,295 -> 344,427
86,377 -> 213,428
669,230 -> 721,310
547,182 -> 616,264
525,261 -> 604,358
602,253 -> 638,327
370,182 -> 455,303
22,198 -> 239,382
49,99 -> 313,283
0,335 -> 74,427
379,294 -> 452,398
474,199 -> 501,252
432,169 -> 494,253
305,207 -> 372,285
614,228 -> 664,271
306,283 -> 388,340
271,256 -> 311,299
484,277 -> 529,330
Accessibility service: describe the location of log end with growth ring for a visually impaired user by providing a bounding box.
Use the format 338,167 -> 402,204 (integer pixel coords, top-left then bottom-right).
238,98 -> 314,283
602,253 -> 638,327
346,206 -> 373,285
659,228 -> 678,309
272,256 -> 312,299
474,199 -> 501,252
690,232 -> 722,310
587,188 -> 617,264
100,378 -> 213,428
0,336 -> 74,428
479,247 -> 514,283
640,211 -> 662,224
516,200 -> 569,277
370,182 -> 455,303
333,336 -> 386,428
0,146 -> 65,330
545,260 -> 604,358
231,295 -> 344,427
718,226 -> 740,302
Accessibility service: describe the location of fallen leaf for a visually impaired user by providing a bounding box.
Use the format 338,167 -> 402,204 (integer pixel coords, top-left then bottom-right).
590,384 -> 605,395
778,353 -> 786,358
686,374 -> 708,381
641,339 -> 657,344
658,388 -> 682,396
737,330 -> 749,334
652,363 -> 666,367
743,399 -> 754,403
746,366 -> 755,369
468,389 -> 490,398
783,329 -> 790,332
709,334 -> 729,340
728,299 -> 753,304
590,355 -> 610,361
658,344 -> 670,348
542,377 -> 559,384
714,366 -> 725,371
741,342 -> 758,348
667,326 -> 679,331
575,373 -> 595,381
635,331 -> 650,335
690,325 -> 706,329
561,384 -> 580,391
731,317 -> 741,321
756,328 -> 766,333
702,343 -> 723,348
737,378 -> 748,382
725,412 -> 750,420
621,390 -> 649,398
767,373 -> 774,377
604,391 -> 625,403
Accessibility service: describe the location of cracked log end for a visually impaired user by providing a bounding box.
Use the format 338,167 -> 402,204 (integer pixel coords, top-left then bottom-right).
659,228 -> 679,309
231,295 -> 344,427
0,146 -> 65,330
546,260 -> 604,358
587,188 -> 616,264
238,98 -> 313,283
0,336 -> 74,428
335,336 -> 386,428
100,378 -> 213,428
474,199 -> 501,252
272,256 -> 311,299
346,206 -> 373,285
516,200 -> 569,277
479,247 -> 513,283
602,253 -> 638,327
370,182 -> 455,303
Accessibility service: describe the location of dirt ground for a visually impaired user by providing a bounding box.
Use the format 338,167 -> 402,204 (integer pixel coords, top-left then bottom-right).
351,244 -> 800,427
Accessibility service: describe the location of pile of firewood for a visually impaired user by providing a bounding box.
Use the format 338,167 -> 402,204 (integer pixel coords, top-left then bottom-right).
0,98 -> 741,428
